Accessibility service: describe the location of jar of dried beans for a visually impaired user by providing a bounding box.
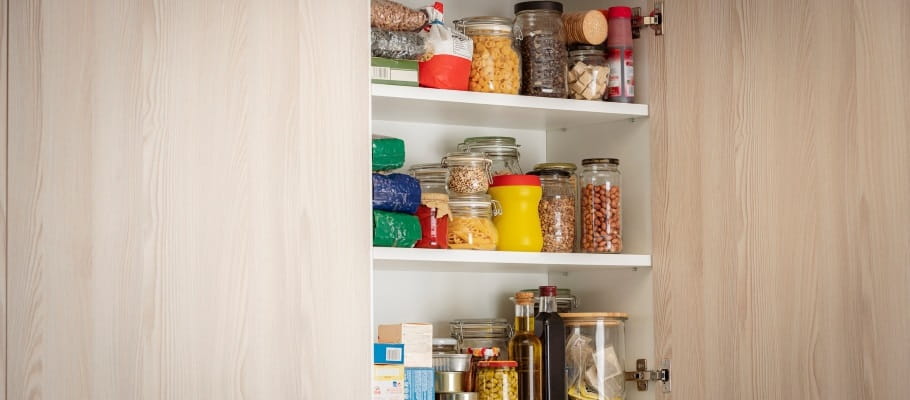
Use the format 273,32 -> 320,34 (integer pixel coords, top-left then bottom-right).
579,158 -> 622,253
456,17 -> 521,95
447,194 -> 501,250
514,1 -> 568,98
442,152 -> 493,195
410,163 -> 451,249
529,169 -> 575,252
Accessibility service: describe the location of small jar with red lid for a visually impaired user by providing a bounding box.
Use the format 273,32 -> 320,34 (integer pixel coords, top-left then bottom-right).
476,360 -> 519,400
488,175 -> 543,252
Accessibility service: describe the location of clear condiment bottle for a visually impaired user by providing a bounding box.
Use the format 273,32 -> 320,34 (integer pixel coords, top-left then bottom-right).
509,291 -> 543,400
534,286 -> 566,400
604,6 -> 634,102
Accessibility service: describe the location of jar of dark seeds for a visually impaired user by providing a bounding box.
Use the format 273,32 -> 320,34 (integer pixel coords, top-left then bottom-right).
442,152 -> 493,195
514,1 -> 568,98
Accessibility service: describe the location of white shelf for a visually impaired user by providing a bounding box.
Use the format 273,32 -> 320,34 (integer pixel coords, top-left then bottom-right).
371,84 -> 649,130
372,247 -> 651,273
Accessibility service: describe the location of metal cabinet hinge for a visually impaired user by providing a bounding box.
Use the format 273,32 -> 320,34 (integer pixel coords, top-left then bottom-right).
624,359 -> 671,393
632,2 -> 664,39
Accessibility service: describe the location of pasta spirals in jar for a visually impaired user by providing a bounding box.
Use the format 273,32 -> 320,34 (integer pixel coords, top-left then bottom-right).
456,17 -> 520,94
447,194 -> 501,250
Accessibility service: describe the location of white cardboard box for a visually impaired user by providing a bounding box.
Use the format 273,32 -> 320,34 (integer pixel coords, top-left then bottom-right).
378,323 -> 433,368
372,365 -> 405,400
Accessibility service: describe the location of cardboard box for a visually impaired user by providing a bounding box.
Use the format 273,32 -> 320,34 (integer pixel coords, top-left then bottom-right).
378,323 -> 433,367
404,367 -> 435,400
374,343 -> 405,365
371,57 -> 419,87
372,365 -> 406,400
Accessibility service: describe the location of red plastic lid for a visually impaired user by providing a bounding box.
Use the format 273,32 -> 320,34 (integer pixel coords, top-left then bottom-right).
478,360 -> 518,368
539,285 -> 558,297
490,175 -> 541,187
607,6 -> 632,19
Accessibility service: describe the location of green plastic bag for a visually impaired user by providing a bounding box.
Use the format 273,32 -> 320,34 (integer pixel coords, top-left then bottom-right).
373,210 -> 421,247
372,135 -> 405,171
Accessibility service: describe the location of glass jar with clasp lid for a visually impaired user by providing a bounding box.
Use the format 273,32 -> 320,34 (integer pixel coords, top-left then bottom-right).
459,136 -> 522,176
442,152 -> 494,195
447,194 -> 501,250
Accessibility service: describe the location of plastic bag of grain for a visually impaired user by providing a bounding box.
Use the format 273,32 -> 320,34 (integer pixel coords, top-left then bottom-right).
418,3 -> 473,90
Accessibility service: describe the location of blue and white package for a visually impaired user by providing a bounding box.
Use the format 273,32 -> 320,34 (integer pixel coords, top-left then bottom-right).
372,173 -> 421,214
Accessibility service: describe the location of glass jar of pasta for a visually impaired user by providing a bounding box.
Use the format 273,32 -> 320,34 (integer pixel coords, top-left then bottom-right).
447,194 -> 501,250
456,17 -> 521,94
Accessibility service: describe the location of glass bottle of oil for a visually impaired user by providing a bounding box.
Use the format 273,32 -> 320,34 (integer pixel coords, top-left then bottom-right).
509,291 -> 543,400
535,285 -> 567,400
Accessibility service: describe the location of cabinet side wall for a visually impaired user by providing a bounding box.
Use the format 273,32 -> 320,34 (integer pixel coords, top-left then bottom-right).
652,0 -> 910,399
7,0 -> 370,398
0,0 -> 6,397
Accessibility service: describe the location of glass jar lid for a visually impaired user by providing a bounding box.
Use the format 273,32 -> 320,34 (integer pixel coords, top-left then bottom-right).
533,162 -> 577,172
462,136 -> 519,147
465,144 -> 521,158
450,318 -> 513,339
569,44 -> 605,57
455,17 -> 514,34
514,1 -> 564,14
477,360 -> 518,368
528,169 -> 570,178
560,312 -> 629,326
582,158 -> 620,166
442,151 -> 492,164
410,163 -> 448,181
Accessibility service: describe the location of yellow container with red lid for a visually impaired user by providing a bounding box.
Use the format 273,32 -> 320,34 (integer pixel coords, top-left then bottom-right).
489,175 -> 543,252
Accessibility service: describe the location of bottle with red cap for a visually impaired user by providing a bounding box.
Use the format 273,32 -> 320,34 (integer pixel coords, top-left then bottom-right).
535,285 -> 567,400
604,6 -> 635,102
489,175 -> 543,252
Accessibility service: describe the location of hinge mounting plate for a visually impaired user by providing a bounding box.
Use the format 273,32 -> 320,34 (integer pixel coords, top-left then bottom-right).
632,2 -> 664,39
624,358 -> 671,393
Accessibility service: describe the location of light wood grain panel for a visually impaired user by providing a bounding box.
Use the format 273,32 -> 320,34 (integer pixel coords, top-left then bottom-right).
1,0 -> 7,397
8,0 -> 370,399
652,0 -> 910,399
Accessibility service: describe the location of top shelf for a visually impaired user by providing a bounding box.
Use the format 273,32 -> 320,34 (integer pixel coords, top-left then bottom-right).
371,84 -> 649,130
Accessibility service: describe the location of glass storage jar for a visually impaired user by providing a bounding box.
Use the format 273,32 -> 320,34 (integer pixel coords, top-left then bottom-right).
561,312 -> 628,400
433,338 -> 459,354
411,163 -> 451,249
579,158 -> 622,253
410,163 -> 449,194
476,361 -> 519,400
528,169 -> 575,252
517,287 -> 578,314
514,1 -> 568,98
447,194 -> 501,250
568,45 -> 609,100
456,17 -> 521,95
460,136 -> 519,150
450,318 -> 514,354
442,152 -> 493,194
465,144 -> 522,176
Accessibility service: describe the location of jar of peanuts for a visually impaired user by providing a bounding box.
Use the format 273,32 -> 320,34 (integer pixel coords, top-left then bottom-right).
528,169 -> 576,252
442,152 -> 493,195
455,17 -> 521,95
579,158 -> 622,253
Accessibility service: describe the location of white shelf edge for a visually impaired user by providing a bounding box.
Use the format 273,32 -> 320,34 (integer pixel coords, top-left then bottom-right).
372,84 -> 649,117
372,247 -> 651,269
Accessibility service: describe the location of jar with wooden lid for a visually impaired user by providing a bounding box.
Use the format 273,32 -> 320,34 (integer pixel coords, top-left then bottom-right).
455,17 -> 521,94
561,312 -> 628,400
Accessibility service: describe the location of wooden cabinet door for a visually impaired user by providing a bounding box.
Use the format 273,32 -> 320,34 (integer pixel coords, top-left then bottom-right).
7,1 -> 371,398
651,0 -> 910,398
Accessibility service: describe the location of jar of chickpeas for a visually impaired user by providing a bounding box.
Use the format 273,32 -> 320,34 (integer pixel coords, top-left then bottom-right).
455,17 -> 521,94
476,360 -> 518,400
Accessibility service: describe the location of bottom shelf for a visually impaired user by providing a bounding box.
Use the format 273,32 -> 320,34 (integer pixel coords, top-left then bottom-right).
372,247 -> 651,273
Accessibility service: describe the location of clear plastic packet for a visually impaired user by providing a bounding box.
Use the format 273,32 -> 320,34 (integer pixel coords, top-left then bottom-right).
371,28 -> 433,61
371,0 -> 428,31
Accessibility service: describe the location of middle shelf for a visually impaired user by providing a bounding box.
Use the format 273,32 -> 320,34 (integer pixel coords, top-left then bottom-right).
373,247 -> 651,273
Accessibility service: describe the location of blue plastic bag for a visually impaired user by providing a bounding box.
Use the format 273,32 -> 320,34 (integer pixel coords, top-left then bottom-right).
372,173 -> 421,214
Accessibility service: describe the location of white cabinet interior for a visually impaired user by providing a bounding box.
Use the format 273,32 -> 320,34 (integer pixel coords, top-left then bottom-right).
371,1 -> 656,399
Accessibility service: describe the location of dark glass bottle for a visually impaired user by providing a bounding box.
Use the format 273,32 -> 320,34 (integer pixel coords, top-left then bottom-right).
509,292 -> 543,400
535,286 -> 567,400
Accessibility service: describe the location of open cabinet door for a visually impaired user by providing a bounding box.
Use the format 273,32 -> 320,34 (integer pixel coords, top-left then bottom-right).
651,0 -> 909,399
7,1 -> 370,398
